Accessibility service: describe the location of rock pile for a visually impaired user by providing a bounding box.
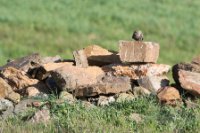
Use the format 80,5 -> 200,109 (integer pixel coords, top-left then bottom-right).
0,40 -> 199,120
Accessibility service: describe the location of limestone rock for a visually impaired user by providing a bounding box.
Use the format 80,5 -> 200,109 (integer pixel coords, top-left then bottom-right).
103,64 -> 170,80
157,86 -> 181,106
174,70 -> 200,97
0,67 -> 39,91
51,65 -> 105,92
0,78 -> 20,103
119,41 -> 159,63
138,75 -> 169,94
30,109 -> 50,123
133,86 -> 151,97
97,96 -> 115,106
0,53 -> 41,72
115,93 -> 135,102
59,91 -> 75,104
0,99 -> 14,119
73,45 -> 120,67
75,75 -> 131,97
33,62 -> 73,80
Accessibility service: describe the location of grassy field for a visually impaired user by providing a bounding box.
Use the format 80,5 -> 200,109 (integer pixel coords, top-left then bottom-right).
0,0 -> 200,132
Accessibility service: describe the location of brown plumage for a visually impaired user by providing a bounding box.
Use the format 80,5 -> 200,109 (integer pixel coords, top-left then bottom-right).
132,30 -> 143,41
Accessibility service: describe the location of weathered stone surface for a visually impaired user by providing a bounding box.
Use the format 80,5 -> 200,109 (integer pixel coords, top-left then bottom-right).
40,55 -> 61,64
0,53 -> 41,72
30,109 -> 50,123
73,45 -> 120,67
51,65 -> 105,92
73,50 -> 89,67
97,96 -> 115,106
138,75 -> 169,94
174,70 -> 200,97
157,86 -> 181,106
115,93 -> 135,102
0,99 -> 14,119
0,78 -> 20,103
119,41 -> 159,63
14,99 -> 37,115
59,91 -> 75,104
133,86 -> 151,97
75,75 -> 131,97
34,62 -> 73,80
1,67 -> 39,91
173,63 -> 200,75
103,64 -> 170,80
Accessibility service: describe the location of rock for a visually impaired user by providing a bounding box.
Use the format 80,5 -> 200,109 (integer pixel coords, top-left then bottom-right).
157,86 -> 181,106
133,86 -> 151,97
0,67 -> 39,92
73,45 -> 120,67
33,62 -> 73,80
59,91 -> 75,104
0,99 -> 14,119
14,99 -> 38,115
103,64 -> 170,80
0,78 -> 20,103
0,53 -> 41,72
185,99 -> 199,109
173,63 -> 200,75
73,49 -> 89,67
174,69 -> 200,97
115,93 -> 135,102
30,109 -> 50,123
0,99 -> 13,112
138,75 -> 169,94
97,96 -> 109,106
26,87 -> 40,97
75,75 -> 131,97
119,41 -> 159,63
40,55 -> 61,64
97,96 -> 115,106
129,113 -> 143,123
51,65 -> 105,92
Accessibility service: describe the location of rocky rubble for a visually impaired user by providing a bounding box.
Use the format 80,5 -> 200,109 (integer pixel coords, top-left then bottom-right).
0,40 -> 200,121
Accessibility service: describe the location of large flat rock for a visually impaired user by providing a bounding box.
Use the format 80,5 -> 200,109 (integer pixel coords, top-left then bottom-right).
119,41 -> 160,63
103,63 -> 170,80
75,75 -> 132,97
173,63 -> 200,97
51,65 -> 105,92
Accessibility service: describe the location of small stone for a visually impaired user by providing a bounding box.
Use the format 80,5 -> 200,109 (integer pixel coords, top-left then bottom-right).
59,91 -> 75,104
133,86 -> 151,97
30,109 -> 50,123
157,86 -> 181,106
116,93 -> 135,102
119,41 -> 159,63
14,99 -> 37,115
129,113 -> 143,123
26,87 -> 40,97
138,75 -> 169,94
97,96 -> 109,106
0,99 -> 14,119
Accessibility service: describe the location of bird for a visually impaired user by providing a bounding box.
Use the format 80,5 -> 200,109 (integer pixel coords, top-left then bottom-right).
132,30 -> 143,41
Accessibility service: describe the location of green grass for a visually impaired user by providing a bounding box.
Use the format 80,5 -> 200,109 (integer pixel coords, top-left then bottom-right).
1,0 -> 200,132
1,96 -> 200,132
